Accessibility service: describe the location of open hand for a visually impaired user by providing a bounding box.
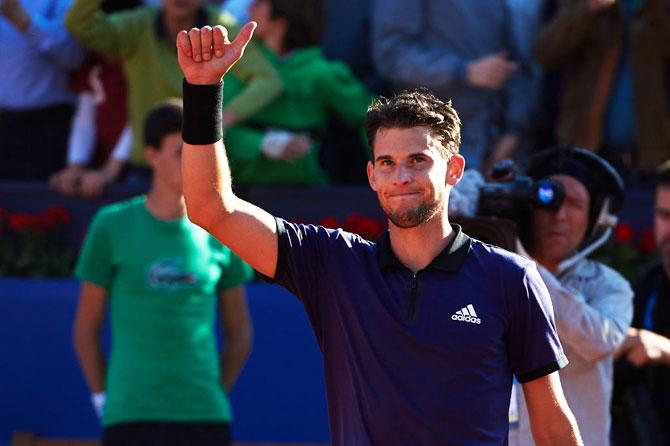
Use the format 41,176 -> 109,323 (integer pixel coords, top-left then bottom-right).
466,51 -> 518,91
176,22 -> 257,85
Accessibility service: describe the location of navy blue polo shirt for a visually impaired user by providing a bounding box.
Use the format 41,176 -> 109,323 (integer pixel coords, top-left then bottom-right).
274,218 -> 567,446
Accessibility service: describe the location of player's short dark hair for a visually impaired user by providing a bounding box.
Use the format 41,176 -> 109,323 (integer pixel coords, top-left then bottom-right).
143,99 -> 183,150
268,0 -> 324,52
365,89 -> 461,159
657,160 -> 670,188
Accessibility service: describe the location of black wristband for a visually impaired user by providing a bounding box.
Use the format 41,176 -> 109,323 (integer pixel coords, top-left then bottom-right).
182,79 -> 223,145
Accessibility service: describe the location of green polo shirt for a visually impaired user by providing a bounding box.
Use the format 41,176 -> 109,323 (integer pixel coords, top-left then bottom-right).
75,196 -> 254,426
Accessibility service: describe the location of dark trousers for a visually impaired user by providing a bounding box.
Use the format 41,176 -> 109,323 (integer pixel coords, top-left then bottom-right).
102,421 -> 231,446
0,103 -> 74,180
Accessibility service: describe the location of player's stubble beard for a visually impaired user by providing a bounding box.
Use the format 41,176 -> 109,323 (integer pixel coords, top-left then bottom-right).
381,189 -> 445,229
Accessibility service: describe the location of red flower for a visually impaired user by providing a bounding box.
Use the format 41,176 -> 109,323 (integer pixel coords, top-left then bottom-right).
45,205 -> 71,227
0,206 -> 7,236
613,222 -> 634,244
638,226 -> 656,254
344,214 -> 385,240
9,213 -> 29,232
319,217 -> 339,229
9,212 -> 49,234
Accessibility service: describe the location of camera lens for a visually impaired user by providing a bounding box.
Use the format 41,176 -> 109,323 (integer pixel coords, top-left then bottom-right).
533,179 -> 565,211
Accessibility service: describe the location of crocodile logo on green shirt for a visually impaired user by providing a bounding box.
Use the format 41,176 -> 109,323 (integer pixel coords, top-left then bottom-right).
147,258 -> 199,291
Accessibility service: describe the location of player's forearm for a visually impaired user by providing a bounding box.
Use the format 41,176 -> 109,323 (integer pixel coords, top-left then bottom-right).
181,79 -> 238,229
182,141 -> 238,229
73,332 -> 106,393
531,408 -> 583,446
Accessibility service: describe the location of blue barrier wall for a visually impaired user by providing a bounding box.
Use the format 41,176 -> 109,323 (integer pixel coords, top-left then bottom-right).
0,280 -> 329,445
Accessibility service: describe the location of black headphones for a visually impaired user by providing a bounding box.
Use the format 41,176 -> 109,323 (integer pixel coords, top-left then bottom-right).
526,146 -> 625,238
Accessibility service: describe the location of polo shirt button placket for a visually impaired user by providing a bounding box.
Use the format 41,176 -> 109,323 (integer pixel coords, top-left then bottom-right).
406,273 -> 420,324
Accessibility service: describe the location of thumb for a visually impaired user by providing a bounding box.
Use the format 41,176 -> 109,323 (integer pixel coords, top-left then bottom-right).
229,21 -> 257,57
495,50 -> 509,60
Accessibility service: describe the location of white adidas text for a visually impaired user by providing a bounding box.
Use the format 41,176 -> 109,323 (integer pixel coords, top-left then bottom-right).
452,304 -> 481,324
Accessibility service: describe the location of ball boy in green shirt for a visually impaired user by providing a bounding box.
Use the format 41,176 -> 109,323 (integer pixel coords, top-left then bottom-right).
73,100 -> 254,446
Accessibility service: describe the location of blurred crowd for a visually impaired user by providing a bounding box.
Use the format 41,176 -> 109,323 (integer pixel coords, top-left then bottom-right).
2,0 -> 668,195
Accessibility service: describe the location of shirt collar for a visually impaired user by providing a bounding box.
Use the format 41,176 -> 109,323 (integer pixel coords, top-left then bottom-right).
155,6 -> 209,43
377,224 -> 472,272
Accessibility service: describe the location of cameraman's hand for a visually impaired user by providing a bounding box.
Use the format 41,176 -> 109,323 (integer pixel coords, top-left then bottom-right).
176,22 -> 256,85
466,52 -> 518,91
620,328 -> 670,367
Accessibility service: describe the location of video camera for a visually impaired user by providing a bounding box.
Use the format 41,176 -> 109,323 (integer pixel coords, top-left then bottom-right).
454,148 -> 624,262
453,159 -> 559,251
477,159 -> 565,223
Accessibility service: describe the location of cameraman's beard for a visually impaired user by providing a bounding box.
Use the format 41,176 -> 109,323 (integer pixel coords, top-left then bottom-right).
382,199 -> 441,229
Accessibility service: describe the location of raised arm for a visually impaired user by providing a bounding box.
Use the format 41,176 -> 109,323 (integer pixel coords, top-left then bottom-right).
177,23 -> 278,278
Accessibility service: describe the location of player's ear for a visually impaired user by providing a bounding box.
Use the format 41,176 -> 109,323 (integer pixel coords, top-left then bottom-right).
367,161 -> 378,192
446,154 -> 465,186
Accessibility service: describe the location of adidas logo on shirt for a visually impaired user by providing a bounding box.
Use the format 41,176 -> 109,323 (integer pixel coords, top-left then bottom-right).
451,304 -> 481,325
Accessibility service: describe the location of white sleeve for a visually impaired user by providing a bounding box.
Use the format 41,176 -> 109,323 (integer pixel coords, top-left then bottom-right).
261,129 -> 294,160
110,123 -> 133,161
538,264 -> 633,362
67,93 -> 97,165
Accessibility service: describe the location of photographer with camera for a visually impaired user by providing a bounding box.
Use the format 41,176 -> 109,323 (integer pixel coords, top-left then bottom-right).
509,147 -> 633,446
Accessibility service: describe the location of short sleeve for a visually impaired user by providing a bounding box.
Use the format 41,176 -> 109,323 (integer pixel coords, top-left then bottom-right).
74,211 -> 115,289
274,217 -> 360,304
217,249 -> 255,292
508,262 -> 568,383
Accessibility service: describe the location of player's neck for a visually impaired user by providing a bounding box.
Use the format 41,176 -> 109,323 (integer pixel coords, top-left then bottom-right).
145,185 -> 186,221
388,212 -> 454,274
